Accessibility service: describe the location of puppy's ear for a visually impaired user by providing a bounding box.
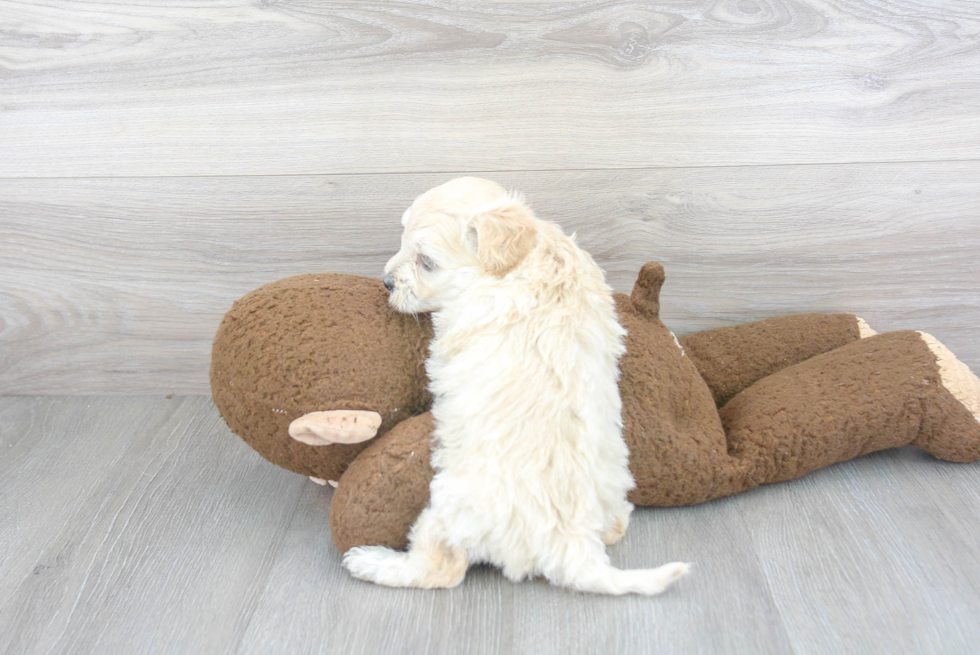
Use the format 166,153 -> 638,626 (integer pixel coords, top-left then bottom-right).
468,200 -> 537,277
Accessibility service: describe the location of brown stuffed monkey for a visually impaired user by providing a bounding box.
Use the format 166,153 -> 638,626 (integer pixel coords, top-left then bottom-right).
210,263 -> 980,553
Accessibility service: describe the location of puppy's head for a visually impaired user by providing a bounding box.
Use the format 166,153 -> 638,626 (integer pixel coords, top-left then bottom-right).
383,177 -> 538,313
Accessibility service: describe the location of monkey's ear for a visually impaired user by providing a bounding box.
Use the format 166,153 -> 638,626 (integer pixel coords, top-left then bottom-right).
467,200 -> 537,277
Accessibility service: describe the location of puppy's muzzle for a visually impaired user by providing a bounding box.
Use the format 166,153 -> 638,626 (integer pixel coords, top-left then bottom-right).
383,274 -> 396,292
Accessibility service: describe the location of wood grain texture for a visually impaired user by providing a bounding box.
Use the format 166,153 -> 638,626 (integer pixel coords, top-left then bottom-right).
0,396 -> 307,655
237,484 -> 515,655
0,397 -> 165,603
737,448 -> 980,654
2,0 -> 980,176
2,162 -> 978,394
2,397 -> 978,654
506,499 -> 794,654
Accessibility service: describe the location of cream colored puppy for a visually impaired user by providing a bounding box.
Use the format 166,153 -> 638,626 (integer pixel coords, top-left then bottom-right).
343,177 -> 689,595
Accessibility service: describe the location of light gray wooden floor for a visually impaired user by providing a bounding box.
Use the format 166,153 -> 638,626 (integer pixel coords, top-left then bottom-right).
2,395 -> 979,655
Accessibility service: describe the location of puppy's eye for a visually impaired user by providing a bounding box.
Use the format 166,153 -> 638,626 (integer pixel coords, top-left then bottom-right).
418,254 -> 436,271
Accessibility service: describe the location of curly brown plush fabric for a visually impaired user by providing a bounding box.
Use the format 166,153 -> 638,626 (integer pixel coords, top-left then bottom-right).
614,265 -> 734,506
721,330 -> 980,486
210,274 -> 432,483
680,313 -> 862,408
330,413 -> 435,553
211,263 -> 980,553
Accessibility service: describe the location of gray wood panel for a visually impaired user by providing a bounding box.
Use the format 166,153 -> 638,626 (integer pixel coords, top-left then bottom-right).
0,397 -> 165,603
2,1 -> 979,177
505,499 -> 794,654
3,162 -> 978,394
2,396 -> 979,653
0,396 -> 307,655
737,449 -> 980,654
239,481 -> 793,654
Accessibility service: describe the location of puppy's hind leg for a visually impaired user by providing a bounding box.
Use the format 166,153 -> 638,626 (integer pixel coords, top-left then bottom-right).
343,510 -> 468,589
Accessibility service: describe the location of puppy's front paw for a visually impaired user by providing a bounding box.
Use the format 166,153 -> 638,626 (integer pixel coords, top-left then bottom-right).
288,410 -> 382,446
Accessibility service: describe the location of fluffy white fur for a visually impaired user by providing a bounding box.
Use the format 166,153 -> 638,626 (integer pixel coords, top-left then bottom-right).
343,177 -> 690,595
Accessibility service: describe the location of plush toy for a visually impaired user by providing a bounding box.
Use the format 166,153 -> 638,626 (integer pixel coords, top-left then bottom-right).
211,262 -> 980,553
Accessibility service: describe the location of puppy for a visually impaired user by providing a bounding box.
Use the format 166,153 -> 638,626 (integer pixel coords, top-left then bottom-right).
342,177 -> 689,595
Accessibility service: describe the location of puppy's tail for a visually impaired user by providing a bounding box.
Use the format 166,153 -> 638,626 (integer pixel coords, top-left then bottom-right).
559,560 -> 691,596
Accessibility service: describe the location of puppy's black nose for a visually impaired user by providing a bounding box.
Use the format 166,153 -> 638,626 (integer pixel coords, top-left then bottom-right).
383,275 -> 395,292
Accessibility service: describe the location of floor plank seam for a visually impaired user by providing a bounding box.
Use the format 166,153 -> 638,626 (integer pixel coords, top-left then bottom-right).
227,474 -> 309,655
731,497 -> 798,655
1,156 -> 980,182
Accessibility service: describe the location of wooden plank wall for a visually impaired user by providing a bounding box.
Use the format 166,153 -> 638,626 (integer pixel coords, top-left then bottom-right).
2,0 -> 978,394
